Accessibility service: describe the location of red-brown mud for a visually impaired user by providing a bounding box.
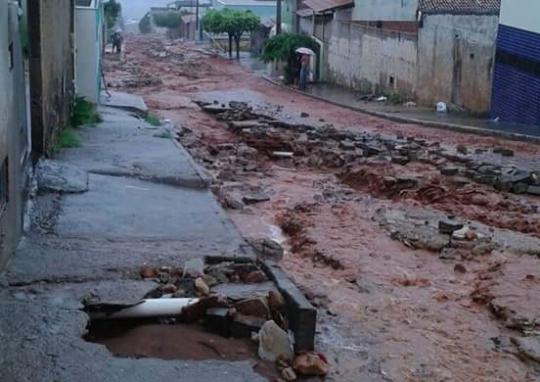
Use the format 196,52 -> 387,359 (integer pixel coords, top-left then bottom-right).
104,34 -> 540,381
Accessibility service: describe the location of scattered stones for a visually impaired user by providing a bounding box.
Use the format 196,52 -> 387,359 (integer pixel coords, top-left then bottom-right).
194,277 -> 210,296
268,290 -> 286,311
452,226 -> 476,241
456,144 -> 468,154
438,218 -> 464,234
242,191 -> 271,205
493,147 -> 514,157
292,352 -> 329,376
251,238 -> 285,262
183,258 -> 205,278
230,314 -> 267,338
258,320 -> 294,362
454,263 -> 467,273
472,242 -> 497,256
272,151 -> 294,159
441,166 -> 459,176
281,367 -> 297,381
139,266 -> 157,279
213,281 -> 279,301
245,270 -> 268,283
300,112 -> 309,118
233,297 -> 270,318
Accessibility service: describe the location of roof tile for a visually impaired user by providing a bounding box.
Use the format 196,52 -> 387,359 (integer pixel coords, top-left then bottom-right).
418,0 -> 500,14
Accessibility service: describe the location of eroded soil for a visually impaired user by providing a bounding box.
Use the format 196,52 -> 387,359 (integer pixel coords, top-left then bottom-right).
103,34 -> 540,381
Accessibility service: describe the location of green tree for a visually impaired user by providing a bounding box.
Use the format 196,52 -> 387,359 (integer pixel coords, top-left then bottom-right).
203,9 -> 260,59
103,0 -> 122,29
262,33 -> 319,84
153,11 -> 183,29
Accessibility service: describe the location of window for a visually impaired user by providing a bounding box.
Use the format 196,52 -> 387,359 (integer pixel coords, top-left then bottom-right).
0,158 -> 9,216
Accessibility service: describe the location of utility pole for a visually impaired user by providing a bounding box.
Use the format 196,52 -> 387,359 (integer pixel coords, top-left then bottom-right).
196,0 -> 202,40
276,0 -> 282,34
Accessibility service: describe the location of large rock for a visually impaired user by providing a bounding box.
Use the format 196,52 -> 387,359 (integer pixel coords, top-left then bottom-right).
36,160 -> 89,193
292,352 -> 329,376
233,297 -> 270,318
258,320 -> 294,362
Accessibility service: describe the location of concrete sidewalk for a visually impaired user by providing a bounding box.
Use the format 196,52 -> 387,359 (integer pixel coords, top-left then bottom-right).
263,77 -> 540,143
0,96 -> 263,381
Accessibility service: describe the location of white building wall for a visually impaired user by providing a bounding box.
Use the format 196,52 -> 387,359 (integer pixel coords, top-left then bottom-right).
499,0 -> 540,33
326,15 -> 417,96
352,0 -> 418,21
417,14 -> 499,112
75,7 -> 101,103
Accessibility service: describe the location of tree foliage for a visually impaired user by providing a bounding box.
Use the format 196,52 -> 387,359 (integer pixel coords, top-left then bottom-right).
202,9 -> 260,59
153,11 -> 183,29
262,33 -> 319,84
103,0 -> 122,29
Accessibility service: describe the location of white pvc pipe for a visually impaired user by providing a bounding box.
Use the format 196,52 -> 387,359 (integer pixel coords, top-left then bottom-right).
90,298 -> 199,320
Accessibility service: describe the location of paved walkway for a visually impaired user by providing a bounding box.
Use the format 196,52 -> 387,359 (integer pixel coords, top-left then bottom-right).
267,79 -> 540,141
0,95 -> 262,382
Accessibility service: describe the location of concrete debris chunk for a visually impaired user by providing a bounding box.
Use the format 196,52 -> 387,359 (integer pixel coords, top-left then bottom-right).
36,159 -> 89,193
258,320 -> 294,362
292,352 -> 329,376
183,258 -> 205,278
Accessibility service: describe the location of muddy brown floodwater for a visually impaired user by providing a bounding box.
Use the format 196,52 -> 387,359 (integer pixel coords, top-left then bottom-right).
104,34 -> 540,381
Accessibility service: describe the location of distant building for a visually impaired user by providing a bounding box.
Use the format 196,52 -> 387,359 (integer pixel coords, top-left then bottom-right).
75,0 -> 104,104
491,0 -> 540,126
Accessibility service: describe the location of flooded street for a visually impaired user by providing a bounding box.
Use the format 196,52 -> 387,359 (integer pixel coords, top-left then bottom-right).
103,34 -> 540,381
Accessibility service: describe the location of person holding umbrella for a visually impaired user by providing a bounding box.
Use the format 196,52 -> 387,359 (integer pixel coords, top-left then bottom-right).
296,47 -> 315,91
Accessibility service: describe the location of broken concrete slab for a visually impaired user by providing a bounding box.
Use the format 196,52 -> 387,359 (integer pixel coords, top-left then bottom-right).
212,282 -> 278,301
100,91 -> 148,113
36,159 -> 89,193
54,174 -> 242,244
56,108 -> 207,189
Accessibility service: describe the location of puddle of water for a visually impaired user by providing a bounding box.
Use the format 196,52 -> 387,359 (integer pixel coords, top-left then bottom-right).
85,319 -> 279,380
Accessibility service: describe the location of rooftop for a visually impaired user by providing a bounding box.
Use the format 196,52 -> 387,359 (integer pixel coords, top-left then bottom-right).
418,0 -> 500,15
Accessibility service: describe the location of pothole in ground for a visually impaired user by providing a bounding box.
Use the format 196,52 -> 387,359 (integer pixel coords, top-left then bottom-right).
82,257 -> 327,381
85,318 -> 279,380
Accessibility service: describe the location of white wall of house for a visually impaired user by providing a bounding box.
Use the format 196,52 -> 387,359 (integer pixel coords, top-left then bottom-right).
326,10 -> 417,96
352,0 -> 418,21
417,13 -> 499,112
75,3 -> 102,103
499,0 -> 540,33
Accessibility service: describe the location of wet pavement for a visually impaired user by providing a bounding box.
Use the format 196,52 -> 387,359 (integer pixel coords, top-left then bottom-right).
0,97 -> 263,381
236,51 -> 540,139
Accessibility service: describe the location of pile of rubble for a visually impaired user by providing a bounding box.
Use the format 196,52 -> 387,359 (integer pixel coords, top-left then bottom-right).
193,100 -> 540,197
86,257 -> 327,380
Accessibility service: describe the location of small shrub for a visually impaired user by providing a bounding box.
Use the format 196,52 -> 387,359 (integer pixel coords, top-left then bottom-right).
51,128 -> 82,154
71,97 -> 101,127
